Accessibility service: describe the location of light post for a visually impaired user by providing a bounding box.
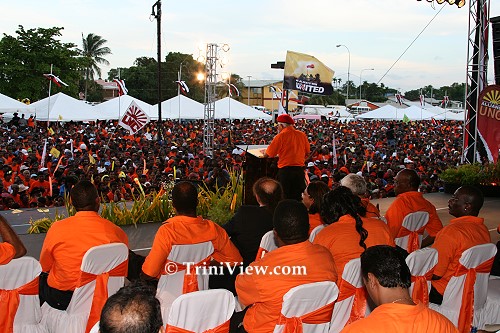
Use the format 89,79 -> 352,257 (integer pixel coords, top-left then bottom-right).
359,68 -> 374,101
336,44 -> 350,104
247,75 -> 252,106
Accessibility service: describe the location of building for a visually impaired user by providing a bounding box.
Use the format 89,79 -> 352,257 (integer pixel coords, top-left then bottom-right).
240,80 -> 300,112
95,79 -> 120,101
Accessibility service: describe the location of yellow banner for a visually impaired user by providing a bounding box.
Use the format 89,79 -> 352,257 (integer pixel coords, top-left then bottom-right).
283,51 -> 334,96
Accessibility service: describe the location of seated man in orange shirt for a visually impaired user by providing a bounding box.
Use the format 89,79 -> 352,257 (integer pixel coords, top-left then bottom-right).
340,173 -> 380,218
384,169 -> 443,246
236,199 -> 337,333
142,181 -> 242,281
39,180 -> 129,310
341,245 -> 458,333
430,185 -> 491,304
0,215 -> 27,264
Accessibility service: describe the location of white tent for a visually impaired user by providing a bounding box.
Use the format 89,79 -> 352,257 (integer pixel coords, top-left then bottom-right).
94,95 -> 154,120
433,110 -> 465,121
152,95 -> 205,120
0,93 -> 33,113
214,97 -> 272,120
302,105 -> 353,118
402,105 -> 441,120
355,105 -> 400,120
30,92 -> 103,121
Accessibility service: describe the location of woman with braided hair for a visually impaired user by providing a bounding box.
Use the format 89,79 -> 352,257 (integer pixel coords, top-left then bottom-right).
313,186 -> 394,276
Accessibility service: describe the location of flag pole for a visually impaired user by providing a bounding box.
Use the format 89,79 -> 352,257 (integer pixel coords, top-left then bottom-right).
228,72 -> 231,125
118,68 -> 121,122
47,64 -> 53,129
178,65 -> 181,123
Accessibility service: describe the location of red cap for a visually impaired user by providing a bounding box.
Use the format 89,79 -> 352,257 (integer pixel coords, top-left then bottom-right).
277,114 -> 295,125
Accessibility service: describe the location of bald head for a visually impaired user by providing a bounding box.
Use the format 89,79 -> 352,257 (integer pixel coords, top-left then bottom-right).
449,185 -> 484,217
394,169 -> 420,195
253,177 -> 284,209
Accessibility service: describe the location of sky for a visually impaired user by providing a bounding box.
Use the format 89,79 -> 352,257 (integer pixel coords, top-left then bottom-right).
1,0 -> 499,93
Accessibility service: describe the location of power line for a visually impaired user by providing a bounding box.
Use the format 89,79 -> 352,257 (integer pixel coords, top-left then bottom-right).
377,4 -> 446,85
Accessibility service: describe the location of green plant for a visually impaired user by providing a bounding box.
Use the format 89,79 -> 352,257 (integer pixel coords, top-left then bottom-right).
197,169 -> 243,225
439,162 -> 500,185
28,209 -> 67,234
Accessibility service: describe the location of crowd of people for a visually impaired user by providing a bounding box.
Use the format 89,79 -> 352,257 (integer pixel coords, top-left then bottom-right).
0,115 -> 464,210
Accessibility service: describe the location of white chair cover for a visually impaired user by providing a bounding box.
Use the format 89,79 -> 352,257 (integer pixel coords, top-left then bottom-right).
0,256 -> 46,333
157,241 -> 214,324
429,243 -> 497,330
167,289 -> 235,332
395,211 -> 429,253
274,281 -> 339,333
309,225 -> 325,243
329,259 -> 366,333
255,230 -> 278,260
484,277 -> 500,330
40,243 -> 128,333
405,247 -> 438,304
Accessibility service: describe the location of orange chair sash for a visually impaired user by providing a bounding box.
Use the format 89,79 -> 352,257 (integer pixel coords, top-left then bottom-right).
336,279 -> 367,325
411,268 -> 434,306
162,256 -> 212,294
255,247 -> 267,261
454,257 -> 494,333
277,301 -> 334,333
398,224 -> 426,253
166,319 -> 230,333
78,259 -> 128,333
0,276 -> 39,333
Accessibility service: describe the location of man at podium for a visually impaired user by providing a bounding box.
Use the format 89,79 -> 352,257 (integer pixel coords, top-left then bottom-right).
262,114 -> 310,201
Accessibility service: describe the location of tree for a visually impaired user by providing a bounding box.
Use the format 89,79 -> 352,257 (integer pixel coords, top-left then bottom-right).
81,33 -> 111,100
0,26 -> 82,101
108,52 -> 205,105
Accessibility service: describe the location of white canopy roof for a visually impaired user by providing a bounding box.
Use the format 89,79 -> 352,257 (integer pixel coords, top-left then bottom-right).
94,95 -> 154,120
0,93 -> 33,113
355,105 -> 400,120
433,110 -> 465,121
30,93 -> 103,121
402,105 -> 441,120
214,97 -> 272,120
302,105 -> 353,118
152,95 -> 205,120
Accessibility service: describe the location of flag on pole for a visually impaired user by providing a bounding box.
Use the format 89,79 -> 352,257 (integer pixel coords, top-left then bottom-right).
43,74 -> 68,87
441,95 -> 449,108
395,93 -> 403,105
270,86 -> 282,98
113,79 -> 128,96
419,93 -> 425,107
226,83 -> 239,97
278,90 -> 287,115
118,101 -> 150,135
431,118 -> 438,126
40,140 -> 48,168
332,133 -> 338,166
176,80 -> 189,95
403,114 -> 410,123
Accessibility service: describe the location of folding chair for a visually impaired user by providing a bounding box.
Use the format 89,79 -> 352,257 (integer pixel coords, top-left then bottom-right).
395,211 -> 429,253
405,247 -> 438,305
255,230 -> 278,260
309,225 -> 325,243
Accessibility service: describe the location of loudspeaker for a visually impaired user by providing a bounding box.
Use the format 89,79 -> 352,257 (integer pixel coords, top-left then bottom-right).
492,16 -> 500,85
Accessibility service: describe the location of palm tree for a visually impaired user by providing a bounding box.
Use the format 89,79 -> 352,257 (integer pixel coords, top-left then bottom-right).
81,33 -> 112,100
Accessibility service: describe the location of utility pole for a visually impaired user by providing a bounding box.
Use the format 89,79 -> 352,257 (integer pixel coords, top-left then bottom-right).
152,1 -> 162,140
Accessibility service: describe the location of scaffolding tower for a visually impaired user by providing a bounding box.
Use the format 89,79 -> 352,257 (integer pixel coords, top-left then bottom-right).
203,43 -> 219,158
463,0 -> 490,163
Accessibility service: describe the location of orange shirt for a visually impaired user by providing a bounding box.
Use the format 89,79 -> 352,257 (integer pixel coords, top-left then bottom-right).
308,213 -> 323,235
340,302 -> 458,333
431,215 -> 491,295
0,242 -> 15,265
266,126 -> 310,168
384,191 -> 443,239
142,215 -> 242,278
236,241 -> 337,333
39,211 -> 128,291
314,215 -> 394,276
361,198 -> 380,218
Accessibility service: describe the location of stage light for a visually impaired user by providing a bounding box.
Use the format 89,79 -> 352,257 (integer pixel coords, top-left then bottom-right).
455,0 -> 465,7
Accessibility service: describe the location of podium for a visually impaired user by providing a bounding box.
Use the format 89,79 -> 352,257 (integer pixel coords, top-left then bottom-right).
238,145 -> 278,205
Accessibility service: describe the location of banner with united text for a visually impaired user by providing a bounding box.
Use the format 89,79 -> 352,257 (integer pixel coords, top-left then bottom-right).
283,50 -> 334,96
